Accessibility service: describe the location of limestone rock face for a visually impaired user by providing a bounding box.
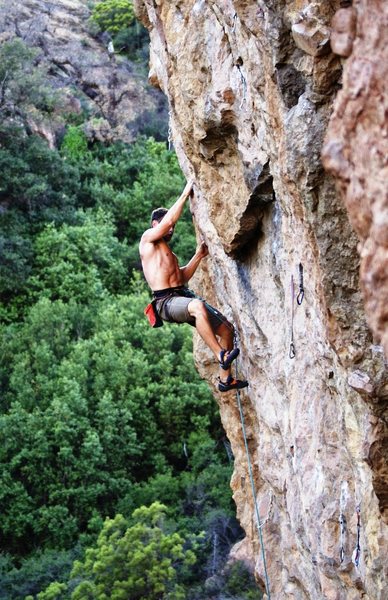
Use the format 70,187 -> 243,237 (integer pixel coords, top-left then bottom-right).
323,0 -> 388,362
0,0 -> 163,142
135,0 -> 388,598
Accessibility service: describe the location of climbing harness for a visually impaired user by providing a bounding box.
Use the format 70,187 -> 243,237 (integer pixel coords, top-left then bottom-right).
296,263 -> 304,305
289,275 -> 296,359
233,335 -> 271,598
353,504 -> 361,568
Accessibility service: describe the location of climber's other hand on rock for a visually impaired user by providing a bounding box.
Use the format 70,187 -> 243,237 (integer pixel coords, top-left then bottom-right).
198,242 -> 209,259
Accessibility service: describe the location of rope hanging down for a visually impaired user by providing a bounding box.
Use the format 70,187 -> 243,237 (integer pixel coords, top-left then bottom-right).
234,340 -> 271,598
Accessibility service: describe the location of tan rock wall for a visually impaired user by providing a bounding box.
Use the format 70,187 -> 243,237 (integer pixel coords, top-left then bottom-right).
323,0 -> 388,361
134,1 -> 388,598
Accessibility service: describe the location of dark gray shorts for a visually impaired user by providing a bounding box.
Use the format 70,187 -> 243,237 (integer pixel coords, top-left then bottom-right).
154,288 -> 230,332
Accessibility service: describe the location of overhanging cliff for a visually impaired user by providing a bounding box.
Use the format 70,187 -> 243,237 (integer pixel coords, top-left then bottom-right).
135,1 -> 387,598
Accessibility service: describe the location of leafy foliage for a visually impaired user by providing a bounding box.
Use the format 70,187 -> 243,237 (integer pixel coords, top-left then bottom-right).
0,30 -> 256,600
0,548 -> 80,600
60,127 -> 90,161
0,285 -> 221,554
0,38 -> 55,123
69,503 -> 195,600
90,0 -> 150,65
91,0 -> 135,35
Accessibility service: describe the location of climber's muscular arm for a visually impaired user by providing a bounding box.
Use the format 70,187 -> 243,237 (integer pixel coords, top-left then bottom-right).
180,242 -> 209,283
140,180 -> 193,244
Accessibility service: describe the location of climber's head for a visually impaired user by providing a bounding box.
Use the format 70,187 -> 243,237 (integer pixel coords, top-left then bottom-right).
151,207 -> 168,225
151,207 -> 174,241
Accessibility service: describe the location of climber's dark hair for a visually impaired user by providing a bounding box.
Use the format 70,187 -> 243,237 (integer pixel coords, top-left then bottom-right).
151,207 -> 168,224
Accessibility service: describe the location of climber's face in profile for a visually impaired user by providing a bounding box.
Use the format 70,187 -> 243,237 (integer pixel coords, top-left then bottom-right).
162,224 -> 175,242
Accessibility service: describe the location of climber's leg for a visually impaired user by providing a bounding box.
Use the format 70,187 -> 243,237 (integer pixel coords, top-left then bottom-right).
214,321 -> 248,392
188,299 -> 224,359
215,321 -> 234,379
187,299 -> 239,367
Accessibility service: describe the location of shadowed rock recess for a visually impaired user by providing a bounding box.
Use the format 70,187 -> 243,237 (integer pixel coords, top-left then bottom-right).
135,1 -> 387,598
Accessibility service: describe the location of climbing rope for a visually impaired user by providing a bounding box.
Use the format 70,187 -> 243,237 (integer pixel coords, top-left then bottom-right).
289,274 -> 296,359
233,336 -> 271,598
353,504 -> 361,567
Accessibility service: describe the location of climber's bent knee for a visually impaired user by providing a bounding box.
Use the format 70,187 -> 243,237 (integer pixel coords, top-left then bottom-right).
188,299 -> 207,318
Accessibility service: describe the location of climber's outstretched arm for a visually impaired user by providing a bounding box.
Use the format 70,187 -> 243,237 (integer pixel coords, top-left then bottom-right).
141,180 -> 193,244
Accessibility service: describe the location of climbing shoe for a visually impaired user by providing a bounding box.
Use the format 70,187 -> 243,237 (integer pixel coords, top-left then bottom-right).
219,348 -> 240,370
218,375 -> 249,393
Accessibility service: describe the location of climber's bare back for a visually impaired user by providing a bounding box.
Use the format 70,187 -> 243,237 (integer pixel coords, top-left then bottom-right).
140,236 -> 183,291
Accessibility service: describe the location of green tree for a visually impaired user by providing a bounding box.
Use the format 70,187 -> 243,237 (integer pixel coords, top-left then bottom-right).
60,127 -> 90,162
91,0 -> 135,35
70,503 -> 195,600
0,38 -> 55,124
28,210 -> 129,302
0,24 -> 247,600
0,282 -> 221,555
0,548 -> 80,600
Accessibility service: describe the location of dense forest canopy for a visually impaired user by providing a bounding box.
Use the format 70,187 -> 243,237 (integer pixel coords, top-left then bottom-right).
0,21 -> 258,600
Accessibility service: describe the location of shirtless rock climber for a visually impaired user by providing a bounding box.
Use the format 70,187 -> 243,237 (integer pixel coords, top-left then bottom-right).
139,180 -> 248,392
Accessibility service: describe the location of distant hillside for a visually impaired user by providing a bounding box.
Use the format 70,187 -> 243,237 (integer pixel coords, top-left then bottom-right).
0,0 -> 168,145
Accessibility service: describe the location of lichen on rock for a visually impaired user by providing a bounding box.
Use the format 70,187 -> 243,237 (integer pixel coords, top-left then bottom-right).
136,0 -> 388,598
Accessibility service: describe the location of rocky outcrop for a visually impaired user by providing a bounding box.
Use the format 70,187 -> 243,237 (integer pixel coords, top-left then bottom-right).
135,1 -> 387,598
323,0 -> 388,362
0,0 -> 165,143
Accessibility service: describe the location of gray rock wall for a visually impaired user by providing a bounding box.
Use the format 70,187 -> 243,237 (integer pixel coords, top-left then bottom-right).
0,0 -> 163,143
135,1 -> 387,598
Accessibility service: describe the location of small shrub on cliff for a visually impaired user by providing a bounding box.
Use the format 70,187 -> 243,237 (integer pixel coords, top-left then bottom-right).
90,0 -> 150,64
0,38 -> 56,125
61,126 -> 90,161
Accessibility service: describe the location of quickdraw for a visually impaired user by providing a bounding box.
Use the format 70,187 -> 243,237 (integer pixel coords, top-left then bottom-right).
232,11 -> 237,33
339,512 -> 346,563
339,481 -> 348,564
237,63 -> 247,109
168,109 -> 173,151
289,275 -> 296,359
296,263 -> 304,305
353,504 -> 361,567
